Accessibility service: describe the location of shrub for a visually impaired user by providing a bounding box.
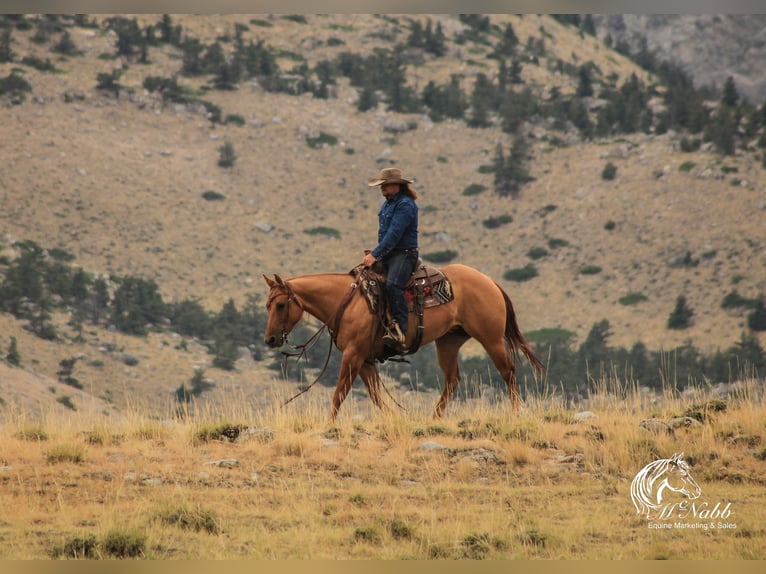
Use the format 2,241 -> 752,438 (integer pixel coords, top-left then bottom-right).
154,505 -> 222,534
194,422 -> 248,443
679,137 -> 701,152
601,161 -> 617,180
50,534 -> 98,559
101,529 -> 146,559
306,131 -> 338,149
422,250 -> 458,264
463,183 -> 487,196
721,290 -> 756,310
304,226 -> 340,239
604,220 -> 616,231
527,247 -> 548,260
619,292 -> 648,306
46,443 -> 85,464
679,160 -> 697,172
217,141 -> 236,167
547,237 -> 569,249
482,214 -> 512,229
579,265 -> 602,275
14,426 -> 49,441
353,526 -> 381,544
504,264 -> 538,282
55,395 -> 77,411
202,190 -> 225,201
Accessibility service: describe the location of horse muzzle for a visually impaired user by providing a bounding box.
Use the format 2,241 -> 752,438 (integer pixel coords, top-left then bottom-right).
264,333 -> 284,348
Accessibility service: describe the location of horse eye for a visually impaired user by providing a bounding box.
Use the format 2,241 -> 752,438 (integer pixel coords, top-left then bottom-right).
276,302 -> 286,311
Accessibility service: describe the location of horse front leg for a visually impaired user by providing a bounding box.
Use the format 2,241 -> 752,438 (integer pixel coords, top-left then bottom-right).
329,349 -> 365,423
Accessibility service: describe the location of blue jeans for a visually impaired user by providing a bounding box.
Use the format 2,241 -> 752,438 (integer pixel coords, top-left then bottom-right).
383,250 -> 419,335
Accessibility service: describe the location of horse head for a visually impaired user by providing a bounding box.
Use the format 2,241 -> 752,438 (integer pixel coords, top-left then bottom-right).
263,274 -> 304,348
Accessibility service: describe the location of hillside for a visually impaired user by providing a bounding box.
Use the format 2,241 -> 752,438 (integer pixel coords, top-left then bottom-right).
1,14 -> 766,418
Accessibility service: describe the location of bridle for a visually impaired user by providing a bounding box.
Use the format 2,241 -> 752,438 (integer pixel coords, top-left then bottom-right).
266,280 -> 305,346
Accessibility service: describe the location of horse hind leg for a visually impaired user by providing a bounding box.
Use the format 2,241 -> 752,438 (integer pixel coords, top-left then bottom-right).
485,340 -> 521,409
433,332 -> 470,418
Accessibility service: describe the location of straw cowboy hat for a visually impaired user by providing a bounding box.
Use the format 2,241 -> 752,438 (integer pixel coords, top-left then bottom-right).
367,167 -> 414,187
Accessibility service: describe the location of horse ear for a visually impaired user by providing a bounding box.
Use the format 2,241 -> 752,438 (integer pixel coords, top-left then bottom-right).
274,274 -> 285,286
263,274 -> 277,288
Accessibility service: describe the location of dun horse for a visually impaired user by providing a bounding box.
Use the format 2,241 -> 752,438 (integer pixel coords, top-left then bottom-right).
263,263 -> 544,421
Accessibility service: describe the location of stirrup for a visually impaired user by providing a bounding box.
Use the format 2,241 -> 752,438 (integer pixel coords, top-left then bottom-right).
382,323 -> 407,353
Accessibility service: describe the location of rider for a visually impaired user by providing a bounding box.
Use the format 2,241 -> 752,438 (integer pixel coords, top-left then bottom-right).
362,167 -> 419,353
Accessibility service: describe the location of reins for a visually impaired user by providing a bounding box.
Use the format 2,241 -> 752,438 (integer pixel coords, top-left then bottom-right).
279,274 -> 362,407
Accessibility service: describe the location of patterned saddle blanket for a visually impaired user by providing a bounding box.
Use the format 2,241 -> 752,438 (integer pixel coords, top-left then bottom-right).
350,261 -> 454,316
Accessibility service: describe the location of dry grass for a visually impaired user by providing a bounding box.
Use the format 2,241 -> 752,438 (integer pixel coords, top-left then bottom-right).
0,377 -> 763,559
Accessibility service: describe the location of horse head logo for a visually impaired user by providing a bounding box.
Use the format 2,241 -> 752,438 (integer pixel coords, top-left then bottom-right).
630,453 -> 702,519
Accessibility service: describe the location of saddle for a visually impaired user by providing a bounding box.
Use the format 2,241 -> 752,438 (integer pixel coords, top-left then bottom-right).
349,260 -> 454,358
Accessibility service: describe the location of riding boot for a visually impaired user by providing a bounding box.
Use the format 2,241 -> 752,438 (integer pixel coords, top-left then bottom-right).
382,322 -> 407,353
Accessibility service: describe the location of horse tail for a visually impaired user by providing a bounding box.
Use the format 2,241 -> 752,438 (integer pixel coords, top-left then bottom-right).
495,282 -> 545,375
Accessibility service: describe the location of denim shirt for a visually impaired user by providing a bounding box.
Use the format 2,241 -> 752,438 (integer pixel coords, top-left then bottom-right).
371,192 -> 418,260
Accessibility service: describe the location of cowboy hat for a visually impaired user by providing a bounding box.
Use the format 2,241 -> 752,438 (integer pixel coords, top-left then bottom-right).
367,167 -> 414,187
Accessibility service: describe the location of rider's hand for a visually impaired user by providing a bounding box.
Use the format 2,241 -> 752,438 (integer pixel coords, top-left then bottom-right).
362,252 -> 376,267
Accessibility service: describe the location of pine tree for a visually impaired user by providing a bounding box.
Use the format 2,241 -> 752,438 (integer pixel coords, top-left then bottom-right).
576,64 -> 594,97
721,75 -> 739,108
668,295 -> 694,329
468,73 -> 495,128
6,336 -> 20,367
218,141 -> 236,167
0,29 -> 13,63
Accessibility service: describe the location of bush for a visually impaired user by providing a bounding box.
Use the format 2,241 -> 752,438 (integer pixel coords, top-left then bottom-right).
463,183 -> 487,196
217,141 -> 236,167
306,131 -> 338,149
601,162 -> 617,180
527,247 -> 548,260
304,226 -> 340,239
679,160 -> 697,172
619,292 -> 648,306
46,443 -> 85,464
422,250 -> 458,264
579,265 -> 602,275
503,264 -> 538,282
482,214 -> 512,229
154,505 -> 222,534
101,529 -> 146,559
202,190 -> 225,201
679,137 -> 701,152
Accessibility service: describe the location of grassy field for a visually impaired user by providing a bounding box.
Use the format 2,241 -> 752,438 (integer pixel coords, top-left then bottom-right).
1,376 -> 763,559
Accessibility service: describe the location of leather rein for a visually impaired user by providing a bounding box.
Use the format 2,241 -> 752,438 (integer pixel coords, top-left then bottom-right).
269,274 -> 362,406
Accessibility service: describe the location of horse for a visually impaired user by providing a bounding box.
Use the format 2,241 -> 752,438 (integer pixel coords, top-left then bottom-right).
263,263 -> 544,422
630,453 -> 702,519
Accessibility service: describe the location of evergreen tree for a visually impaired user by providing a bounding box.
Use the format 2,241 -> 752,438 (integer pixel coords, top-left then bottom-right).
493,135 -> 530,198
705,106 -> 737,155
424,20 -> 447,57
467,73 -> 495,127
576,64 -> 594,97
218,141 -> 236,167
490,23 -> 519,59
668,295 -> 694,329
721,75 -> 739,108
357,85 -> 377,112
110,276 -> 166,335
6,336 -> 20,367
748,298 -> 766,331
0,29 -> 13,63
406,19 -> 425,49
